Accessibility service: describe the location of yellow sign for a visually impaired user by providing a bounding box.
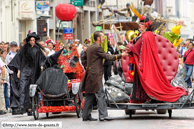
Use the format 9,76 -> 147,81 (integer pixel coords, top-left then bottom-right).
20,1 -> 34,14
21,2 -> 31,10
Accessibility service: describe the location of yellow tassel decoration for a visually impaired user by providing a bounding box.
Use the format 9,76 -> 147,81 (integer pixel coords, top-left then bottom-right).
129,3 -> 142,19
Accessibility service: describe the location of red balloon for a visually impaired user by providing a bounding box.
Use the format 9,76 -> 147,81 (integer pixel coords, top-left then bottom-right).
55,3 -> 77,21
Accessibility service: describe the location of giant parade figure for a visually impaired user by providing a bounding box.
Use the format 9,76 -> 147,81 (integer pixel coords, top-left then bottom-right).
124,7 -> 188,103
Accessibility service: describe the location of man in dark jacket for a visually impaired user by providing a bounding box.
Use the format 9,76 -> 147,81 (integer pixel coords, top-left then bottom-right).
81,31 -> 128,121
104,41 -> 114,83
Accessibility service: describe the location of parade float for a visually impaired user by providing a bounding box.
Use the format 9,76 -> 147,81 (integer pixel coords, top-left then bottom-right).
93,2 -> 194,119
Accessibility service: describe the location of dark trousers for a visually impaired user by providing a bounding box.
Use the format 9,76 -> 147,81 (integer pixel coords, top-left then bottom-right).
104,64 -> 112,82
83,85 -> 108,119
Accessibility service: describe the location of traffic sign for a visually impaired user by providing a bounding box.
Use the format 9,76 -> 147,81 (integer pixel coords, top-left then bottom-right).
64,28 -> 74,34
95,26 -> 102,31
70,0 -> 83,6
64,34 -> 73,40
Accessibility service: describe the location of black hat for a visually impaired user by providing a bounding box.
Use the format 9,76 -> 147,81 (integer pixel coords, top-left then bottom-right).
26,32 -> 40,42
50,48 -> 63,63
44,48 -> 63,68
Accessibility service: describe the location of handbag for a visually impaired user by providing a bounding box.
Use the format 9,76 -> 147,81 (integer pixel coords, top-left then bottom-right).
183,51 -> 192,63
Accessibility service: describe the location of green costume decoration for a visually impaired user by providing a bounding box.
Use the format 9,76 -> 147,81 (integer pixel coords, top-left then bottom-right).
68,50 -> 72,54
163,31 -> 181,43
118,45 -> 125,54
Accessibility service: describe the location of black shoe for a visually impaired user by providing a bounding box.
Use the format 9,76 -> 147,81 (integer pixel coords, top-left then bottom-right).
0,111 -> 7,115
99,117 -> 104,121
104,116 -> 114,120
83,117 -> 97,121
12,109 -> 17,115
93,105 -> 98,110
27,110 -> 33,116
12,108 -> 23,115
99,116 -> 114,121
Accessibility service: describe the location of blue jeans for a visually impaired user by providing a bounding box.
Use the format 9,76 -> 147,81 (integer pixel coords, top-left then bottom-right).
3,83 -> 10,110
184,64 -> 193,87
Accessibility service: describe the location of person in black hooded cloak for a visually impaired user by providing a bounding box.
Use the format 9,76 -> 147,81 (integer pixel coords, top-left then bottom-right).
8,32 -> 46,115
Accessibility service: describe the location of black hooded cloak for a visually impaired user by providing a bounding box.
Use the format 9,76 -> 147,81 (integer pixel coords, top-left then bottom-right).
36,48 -> 68,95
8,32 -> 46,110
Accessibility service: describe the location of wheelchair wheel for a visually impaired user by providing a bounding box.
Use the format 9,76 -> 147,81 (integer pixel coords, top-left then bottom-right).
74,94 -> 82,118
32,92 -> 39,120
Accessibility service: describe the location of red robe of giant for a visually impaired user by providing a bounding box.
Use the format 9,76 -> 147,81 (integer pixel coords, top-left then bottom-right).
126,31 -> 187,102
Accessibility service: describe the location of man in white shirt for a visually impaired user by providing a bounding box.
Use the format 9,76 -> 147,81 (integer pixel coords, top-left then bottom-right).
47,41 -> 55,56
75,39 -> 82,55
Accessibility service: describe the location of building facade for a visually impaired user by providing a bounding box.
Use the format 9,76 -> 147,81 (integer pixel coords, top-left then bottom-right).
1,0 -> 193,44
0,0 -> 98,45
46,0 -> 98,44
152,0 -> 194,40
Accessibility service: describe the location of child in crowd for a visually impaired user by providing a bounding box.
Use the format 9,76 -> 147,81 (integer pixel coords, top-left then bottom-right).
0,49 -> 6,115
0,49 -> 9,112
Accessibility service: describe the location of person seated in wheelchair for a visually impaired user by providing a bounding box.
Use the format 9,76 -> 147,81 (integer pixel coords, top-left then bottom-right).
36,48 -> 69,106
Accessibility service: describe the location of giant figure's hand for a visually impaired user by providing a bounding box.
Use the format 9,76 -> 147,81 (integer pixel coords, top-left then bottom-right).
122,52 -> 129,57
